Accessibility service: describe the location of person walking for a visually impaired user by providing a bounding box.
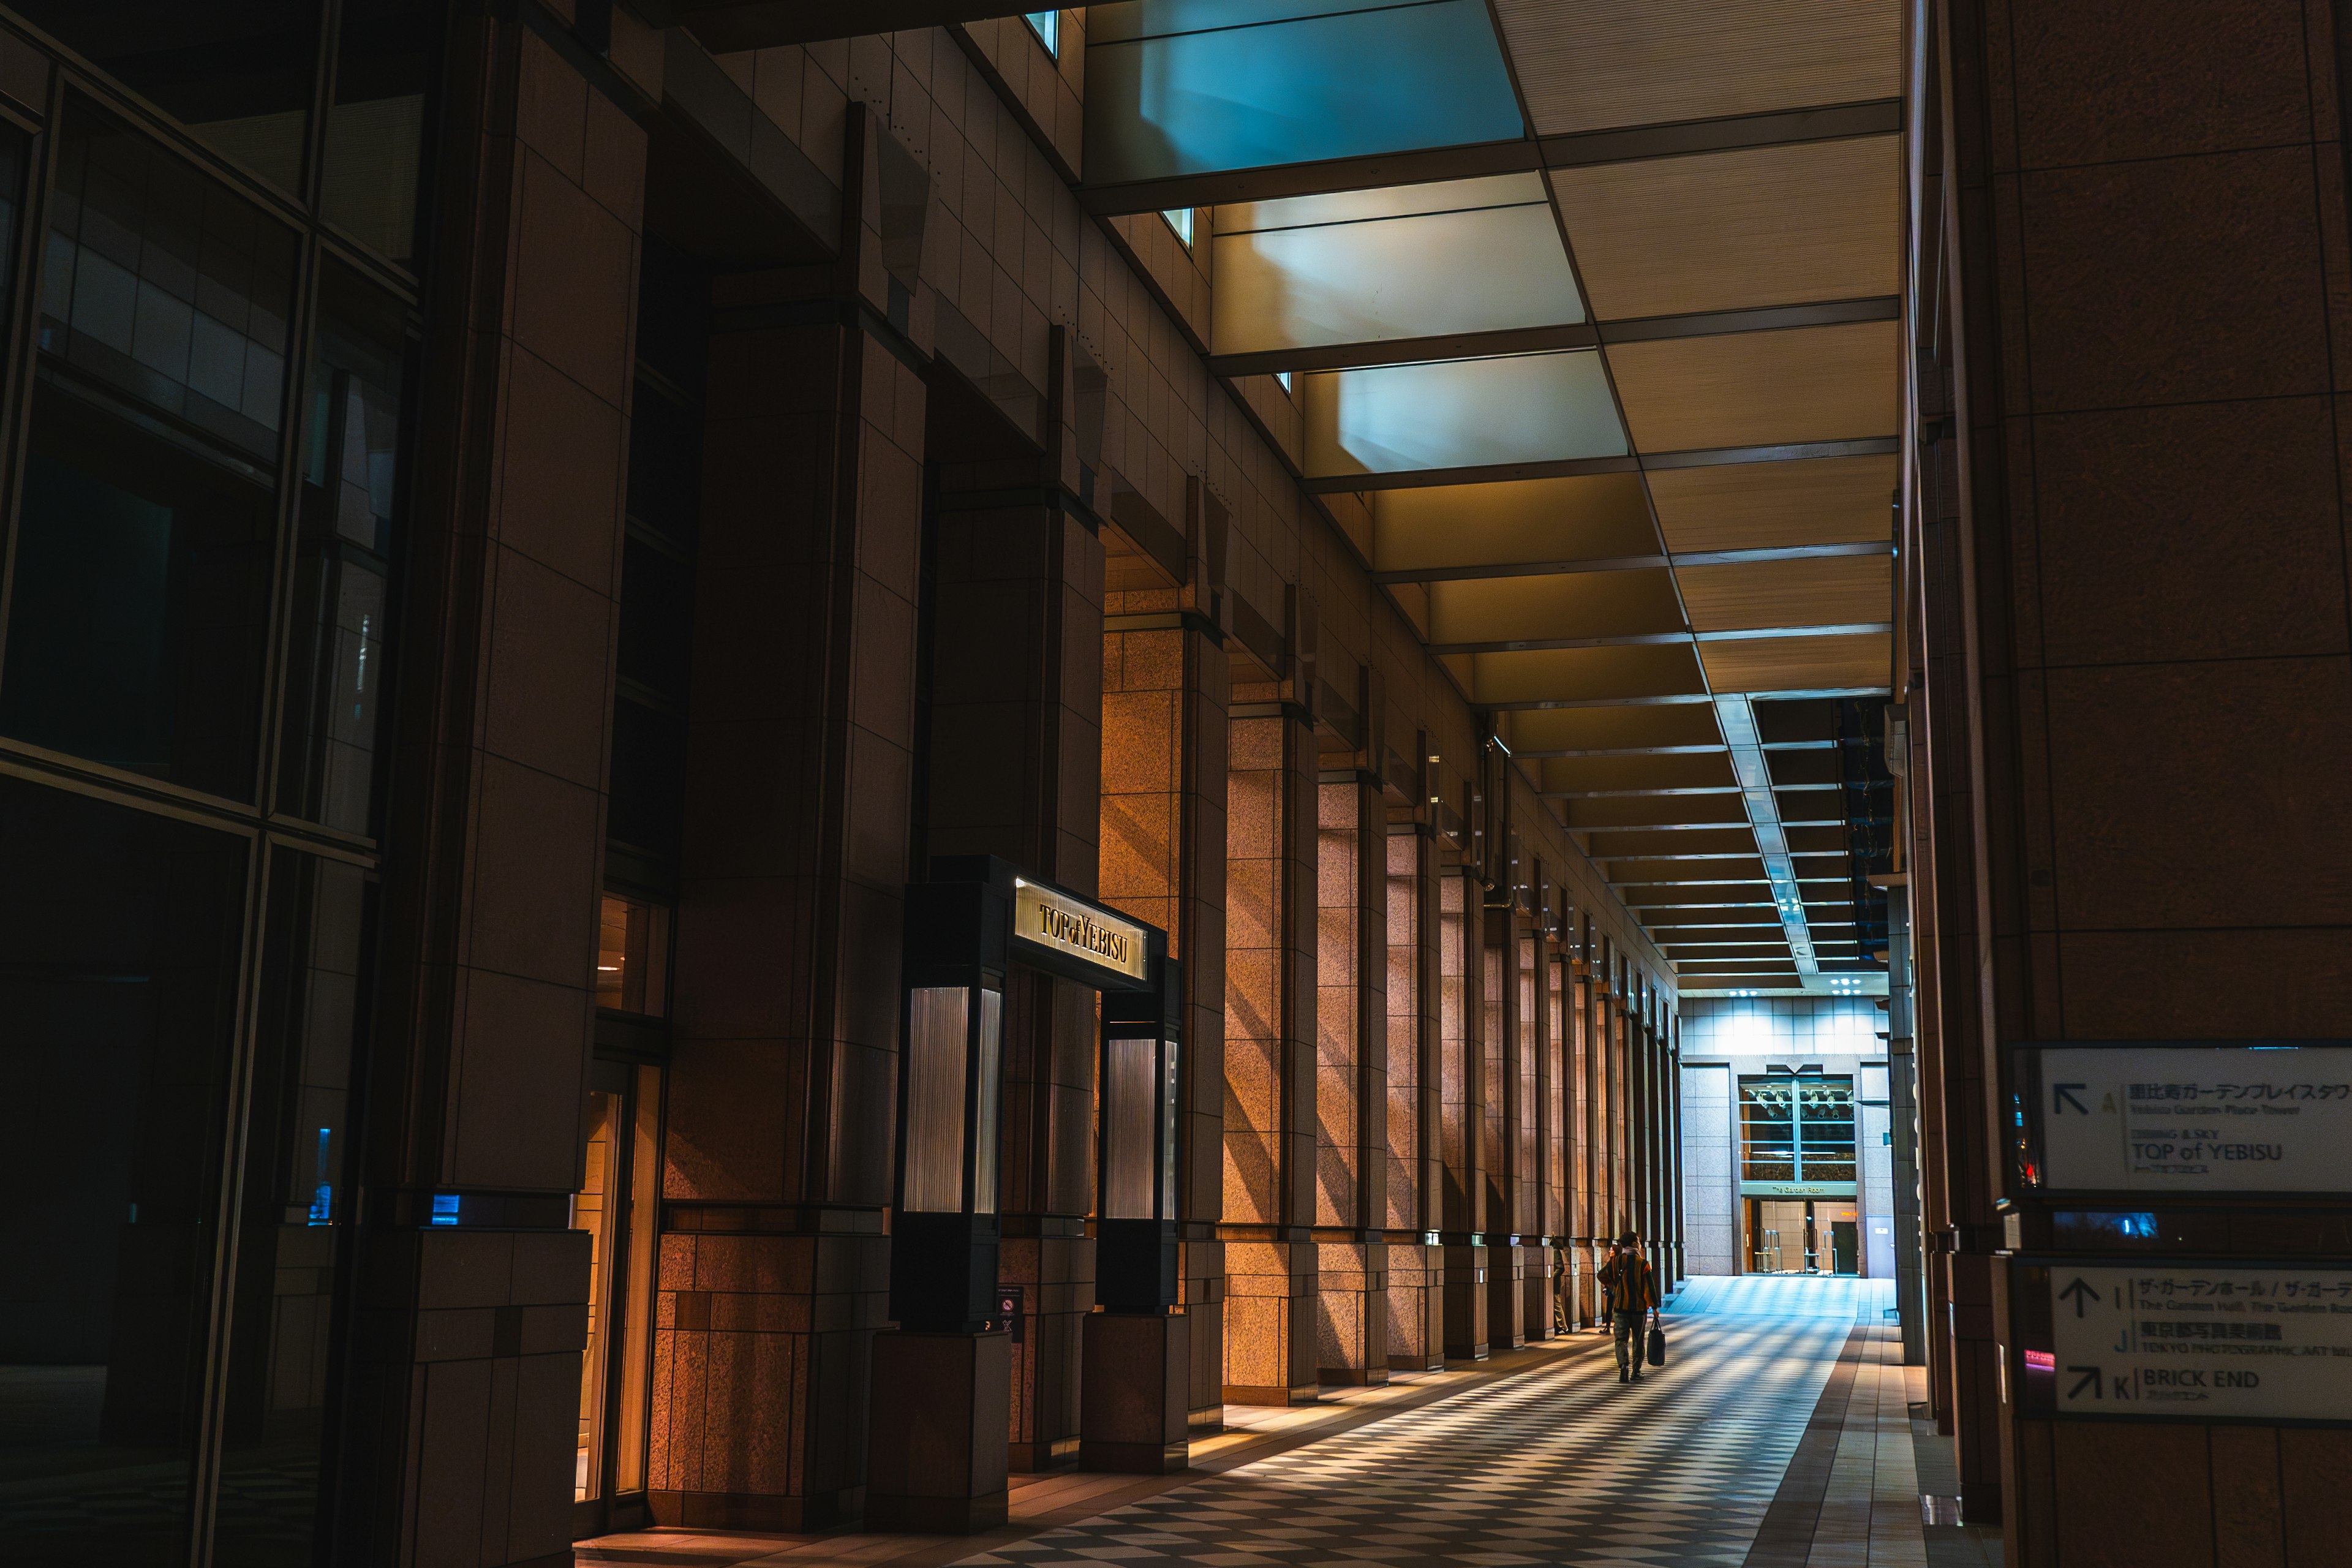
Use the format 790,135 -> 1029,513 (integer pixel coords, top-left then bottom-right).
1599,1231 -> 1659,1382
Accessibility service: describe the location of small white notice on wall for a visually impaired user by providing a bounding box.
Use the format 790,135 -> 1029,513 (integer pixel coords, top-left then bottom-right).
2032,1045 -> 2352,1193
2046,1263 -> 2352,1422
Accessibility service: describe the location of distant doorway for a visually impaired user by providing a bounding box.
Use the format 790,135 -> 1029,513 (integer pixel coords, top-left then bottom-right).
1737,1072 -> 1859,1275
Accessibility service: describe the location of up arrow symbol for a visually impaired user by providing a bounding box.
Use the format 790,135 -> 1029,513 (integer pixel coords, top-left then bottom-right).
2059,1277 -> 2101,1317
2066,1366 -> 2102,1400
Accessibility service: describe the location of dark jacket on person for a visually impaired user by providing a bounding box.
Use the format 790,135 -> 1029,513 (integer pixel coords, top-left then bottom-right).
1599,1251 -> 1658,1314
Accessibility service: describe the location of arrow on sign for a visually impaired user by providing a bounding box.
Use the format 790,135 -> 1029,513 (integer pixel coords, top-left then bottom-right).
2066,1366 -> 2101,1400
2053,1082 -> 2090,1115
2059,1277 -> 2101,1317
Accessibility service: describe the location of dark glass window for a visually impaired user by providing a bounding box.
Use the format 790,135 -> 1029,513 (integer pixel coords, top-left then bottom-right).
10,2 -> 321,194
1739,1073 -> 1855,1184
212,849 -> 374,1567
1,99 -> 297,799
277,260 -> 409,835
0,774 -> 250,1566
608,238 -> 709,869
322,0 -> 440,266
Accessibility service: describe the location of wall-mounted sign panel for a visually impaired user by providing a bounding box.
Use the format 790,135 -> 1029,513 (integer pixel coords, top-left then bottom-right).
2041,1262 -> 2352,1424
1740,1182 -> 1858,1199
1012,878 -> 1149,985
2020,1042 -> 2352,1194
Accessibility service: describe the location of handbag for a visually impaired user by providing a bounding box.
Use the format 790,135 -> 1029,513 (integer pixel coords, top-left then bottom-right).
1645,1311 -> 1667,1367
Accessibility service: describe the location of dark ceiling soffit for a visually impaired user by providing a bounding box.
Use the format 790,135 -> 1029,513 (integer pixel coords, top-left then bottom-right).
1303,453 -> 1637,494
1079,139 -> 1539,216
1540,99 -> 1904,168
1480,687 -> 1887,712
1208,322 -> 1596,378
651,0 -> 1013,51
1432,621 -> 1893,655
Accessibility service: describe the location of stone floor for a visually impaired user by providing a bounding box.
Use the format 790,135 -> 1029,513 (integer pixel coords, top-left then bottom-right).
577,1277 -> 1999,1568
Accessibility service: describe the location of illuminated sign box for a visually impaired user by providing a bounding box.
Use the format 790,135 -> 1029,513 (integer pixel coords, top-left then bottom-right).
1012,877 -> 1149,986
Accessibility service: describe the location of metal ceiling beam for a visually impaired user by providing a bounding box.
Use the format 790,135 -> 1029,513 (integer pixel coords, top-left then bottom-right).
1378,540 -> 1889,587
1321,437 -> 1896,496
1439,622 -> 1891,656
1207,296 -> 1896,377
1483,686 -> 1887,713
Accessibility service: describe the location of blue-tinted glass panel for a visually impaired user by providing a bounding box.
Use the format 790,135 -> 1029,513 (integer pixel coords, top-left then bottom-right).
0,775 -> 249,1566
2,100 -> 296,801
1161,206 -> 1194,246
211,851 -> 375,1567
277,262 -> 410,837
1024,10 -> 1060,55
1086,0 -> 1523,184
1302,350 -> 1626,477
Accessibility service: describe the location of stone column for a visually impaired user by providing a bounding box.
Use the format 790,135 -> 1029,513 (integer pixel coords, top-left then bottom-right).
1222,690 -> 1319,1403
342,17 -> 641,1564
1438,863 -> 1488,1358
1313,767 -> 1389,1384
1481,908 -> 1525,1350
1098,475 -> 1229,1436
652,105 -> 919,1532
1520,926 -> 1553,1340
1384,823 -> 1443,1371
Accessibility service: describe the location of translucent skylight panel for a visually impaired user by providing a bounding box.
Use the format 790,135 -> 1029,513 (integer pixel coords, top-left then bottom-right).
1086,0 -> 1523,184
1024,10 -> 1060,54
1212,184 -> 1581,354
1303,350 -> 1627,477
1162,206 -> 1194,246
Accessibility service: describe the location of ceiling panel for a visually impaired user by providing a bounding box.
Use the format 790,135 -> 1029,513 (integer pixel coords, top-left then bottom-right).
1698,631 -> 1891,692
1550,136 -> 1901,319
1560,796 -> 1747,830
1372,471 -> 1657,573
1212,173 -> 1583,354
1471,643 -> 1705,704
1539,753 -> 1738,791
1606,320 -> 1899,453
1589,827 -> 1758,858
1304,349 -> 1626,476
1648,453 -> 1897,552
1491,0 -> 1901,135
1428,568 -> 1686,643
1507,703 -> 1724,751
1676,553 -> 1892,631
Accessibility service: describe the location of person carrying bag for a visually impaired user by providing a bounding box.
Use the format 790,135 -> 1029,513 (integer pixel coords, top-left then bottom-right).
1599,1230 -> 1660,1383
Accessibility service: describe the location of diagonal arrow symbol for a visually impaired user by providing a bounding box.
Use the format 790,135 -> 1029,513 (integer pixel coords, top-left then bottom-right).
2059,1277 -> 2100,1317
2066,1366 -> 2101,1400
2054,1083 -> 2090,1115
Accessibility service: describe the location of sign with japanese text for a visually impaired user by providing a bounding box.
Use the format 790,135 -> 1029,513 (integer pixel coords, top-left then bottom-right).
2044,1263 -> 2352,1422
2029,1044 -> 2352,1193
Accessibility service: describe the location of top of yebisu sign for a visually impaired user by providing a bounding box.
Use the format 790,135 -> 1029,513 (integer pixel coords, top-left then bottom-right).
2026,1043 -> 2352,1195
1012,878 -> 1149,984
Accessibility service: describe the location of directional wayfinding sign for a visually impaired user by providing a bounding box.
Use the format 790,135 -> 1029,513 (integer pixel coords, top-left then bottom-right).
2025,1043 -> 2352,1193
2046,1263 -> 2352,1422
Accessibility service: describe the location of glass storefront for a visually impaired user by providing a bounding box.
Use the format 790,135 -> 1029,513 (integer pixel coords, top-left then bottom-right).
0,9 -> 432,1562
1738,1074 -> 1859,1275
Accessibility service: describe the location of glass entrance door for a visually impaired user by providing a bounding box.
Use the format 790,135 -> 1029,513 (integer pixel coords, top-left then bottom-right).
571,1062 -> 662,1536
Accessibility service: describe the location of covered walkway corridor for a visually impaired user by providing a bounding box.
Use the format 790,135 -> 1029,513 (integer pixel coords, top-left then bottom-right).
578,1279 -> 1987,1568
